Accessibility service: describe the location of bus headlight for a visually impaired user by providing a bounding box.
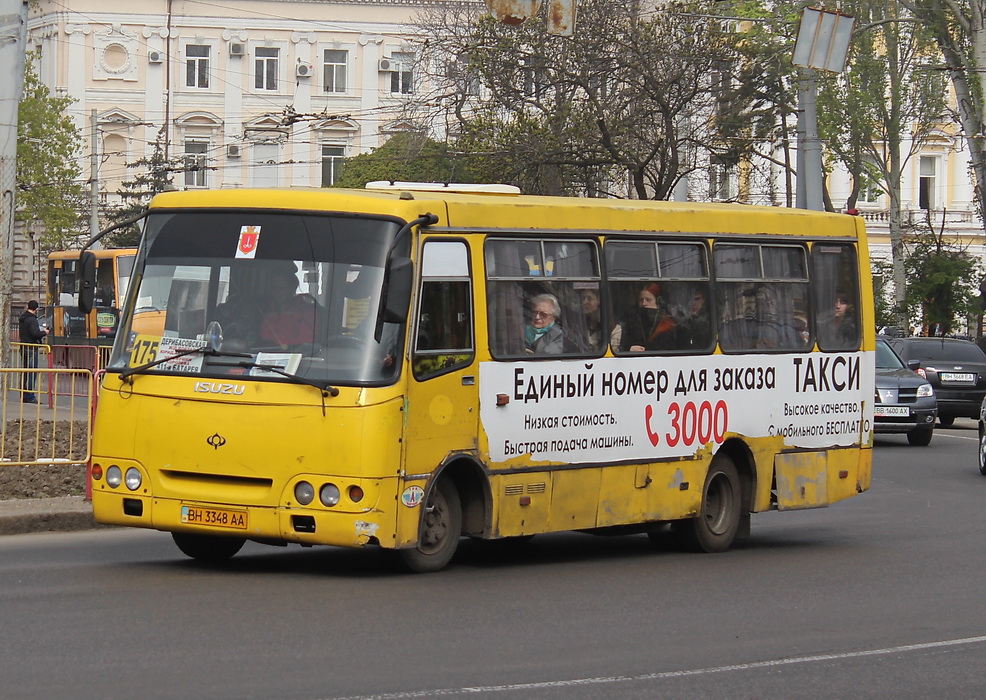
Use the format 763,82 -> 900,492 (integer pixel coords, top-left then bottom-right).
319,483 -> 341,507
106,466 -> 123,488
124,467 -> 142,491
294,481 -> 315,506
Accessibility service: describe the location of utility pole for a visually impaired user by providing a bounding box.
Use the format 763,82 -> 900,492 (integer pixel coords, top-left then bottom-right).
0,0 -> 29,368
89,109 -> 100,248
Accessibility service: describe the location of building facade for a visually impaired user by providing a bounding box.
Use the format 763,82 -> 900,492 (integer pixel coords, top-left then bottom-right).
14,0 -> 986,335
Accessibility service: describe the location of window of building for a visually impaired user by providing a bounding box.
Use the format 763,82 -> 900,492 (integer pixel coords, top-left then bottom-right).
323,49 -> 347,93
185,45 -> 209,88
390,52 -> 414,94
709,155 -> 736,201
183,141 -> 209,188
321,145 -> 346,186
857,157 -> 883,204
255,47 -> 278,91
253,142 -> 279,187
919,155 -> 937,210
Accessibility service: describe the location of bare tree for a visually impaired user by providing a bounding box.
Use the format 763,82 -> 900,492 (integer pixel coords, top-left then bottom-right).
408,0 -> 740,199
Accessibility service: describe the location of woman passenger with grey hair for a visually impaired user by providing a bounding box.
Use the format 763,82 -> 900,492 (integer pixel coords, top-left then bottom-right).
525,293 -> 564,354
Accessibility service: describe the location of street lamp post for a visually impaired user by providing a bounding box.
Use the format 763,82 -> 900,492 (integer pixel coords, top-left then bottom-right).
792,7 -> 855,211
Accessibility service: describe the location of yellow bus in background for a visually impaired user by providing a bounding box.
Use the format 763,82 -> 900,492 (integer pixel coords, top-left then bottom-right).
47,248 -> 136,346
85,184 -> 874,572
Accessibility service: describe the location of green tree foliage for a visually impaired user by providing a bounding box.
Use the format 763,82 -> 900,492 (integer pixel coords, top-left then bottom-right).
16,50 -> 84,249
331,132 -> 484,188
715,1 -> 804,205
814,1 -> 945,328
105,130 -> 178,247
904,226 -> 982,335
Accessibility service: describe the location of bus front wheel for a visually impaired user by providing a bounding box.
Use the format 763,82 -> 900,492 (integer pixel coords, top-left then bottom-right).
399,476 -> 462,573
172,532 -> 245,561
673,455 -> 741,553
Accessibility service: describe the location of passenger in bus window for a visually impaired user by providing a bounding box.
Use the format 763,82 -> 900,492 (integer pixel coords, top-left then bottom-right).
617,283 -> 678,352
681,287 -> 711,348
819,291 -> 857,347
258,270 -> 317,348
753,284 -> 801,350
525,293 -> 564,354
719,287 -> 759,350
581,288 -> 603,350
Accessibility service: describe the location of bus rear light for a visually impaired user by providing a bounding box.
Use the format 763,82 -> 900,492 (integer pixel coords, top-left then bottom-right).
91,464 -> 103,480
348,485 -> 364,503
320,483 -> 341,507
294,481 -> 315,506
106,465 -> 123,488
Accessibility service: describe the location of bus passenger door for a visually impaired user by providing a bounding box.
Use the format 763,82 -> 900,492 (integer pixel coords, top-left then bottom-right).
401,241 -> 478,539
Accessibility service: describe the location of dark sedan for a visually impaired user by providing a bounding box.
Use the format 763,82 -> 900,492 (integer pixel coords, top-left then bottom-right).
885,336 -> 986,426
875,338 -> 937,445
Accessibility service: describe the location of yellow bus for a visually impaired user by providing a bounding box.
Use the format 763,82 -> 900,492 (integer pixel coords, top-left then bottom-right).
84,184 -> 874,572
47,247 -> 136,346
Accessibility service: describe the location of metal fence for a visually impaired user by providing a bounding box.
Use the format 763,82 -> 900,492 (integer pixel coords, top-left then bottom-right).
1,366 -> 93,467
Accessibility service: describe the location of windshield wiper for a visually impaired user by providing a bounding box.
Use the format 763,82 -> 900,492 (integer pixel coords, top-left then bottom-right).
237,361 -> 340,398
119,346 -> 252,383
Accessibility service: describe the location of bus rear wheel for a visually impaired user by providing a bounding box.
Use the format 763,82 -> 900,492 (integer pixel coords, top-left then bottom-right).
172,532 -> 245,561
673,455 -> 741,553
399,476 -> 462,573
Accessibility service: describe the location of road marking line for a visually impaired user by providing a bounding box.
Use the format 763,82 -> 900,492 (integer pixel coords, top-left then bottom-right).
938,432 -> 978,441
341,635 -> 986,699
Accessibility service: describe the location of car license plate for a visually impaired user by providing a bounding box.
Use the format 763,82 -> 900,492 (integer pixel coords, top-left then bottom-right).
875,406 -> 910,417
181,504 -> 248,530
940,372 -> 975,383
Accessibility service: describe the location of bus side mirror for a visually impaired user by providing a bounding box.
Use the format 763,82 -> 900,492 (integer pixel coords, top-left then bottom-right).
382,257 -> 413,323
78,251 -> 97,314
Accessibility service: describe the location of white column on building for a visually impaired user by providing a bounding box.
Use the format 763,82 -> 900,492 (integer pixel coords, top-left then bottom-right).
63,23 -> 91,135
359,34 -> 384,152
222,29 -> 247,187
291,32 -> 315,186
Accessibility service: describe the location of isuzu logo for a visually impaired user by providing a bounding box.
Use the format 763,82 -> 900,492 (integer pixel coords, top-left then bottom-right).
194,381 -> 246,395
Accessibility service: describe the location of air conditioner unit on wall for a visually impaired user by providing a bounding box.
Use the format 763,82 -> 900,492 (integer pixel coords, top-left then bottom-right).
378,58 -> 392,72
148,50 -> 163,64
227,144 -> 241,158
296,62 -> 313,78
230,43 -> 246,57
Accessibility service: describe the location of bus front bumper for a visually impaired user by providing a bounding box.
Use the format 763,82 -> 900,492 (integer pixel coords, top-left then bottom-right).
91,491 -> 396,549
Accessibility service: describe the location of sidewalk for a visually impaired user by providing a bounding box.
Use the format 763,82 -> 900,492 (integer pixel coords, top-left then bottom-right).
0,496 -> 100,536
1,385 -> 99,535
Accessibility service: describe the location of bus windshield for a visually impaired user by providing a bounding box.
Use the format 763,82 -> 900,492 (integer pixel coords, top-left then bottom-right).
107,210 -> 407,386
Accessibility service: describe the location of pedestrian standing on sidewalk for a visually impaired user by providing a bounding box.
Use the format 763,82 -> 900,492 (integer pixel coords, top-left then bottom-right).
18,300 -> 47,404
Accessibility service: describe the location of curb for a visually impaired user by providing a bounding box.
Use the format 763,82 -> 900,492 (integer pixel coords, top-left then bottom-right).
0,496 -> 102,536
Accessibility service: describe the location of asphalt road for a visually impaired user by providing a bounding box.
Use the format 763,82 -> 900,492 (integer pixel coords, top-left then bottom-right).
1,421 -> 984,700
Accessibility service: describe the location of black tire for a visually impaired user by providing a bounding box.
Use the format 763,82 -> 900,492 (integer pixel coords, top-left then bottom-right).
979,429 -> 986,475
939,415 -> 955,427
172,532 -> 245,561
907,427 -> 934,446
398,476 -> 462,573
672,455 -> 742,553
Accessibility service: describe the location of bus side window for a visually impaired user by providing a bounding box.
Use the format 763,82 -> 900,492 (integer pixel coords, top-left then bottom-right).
813,243 -> 861,351
487,238 -> 601,357
413,241 -> 474,380
715,243 -> 809,352
96,259 -> 115,307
